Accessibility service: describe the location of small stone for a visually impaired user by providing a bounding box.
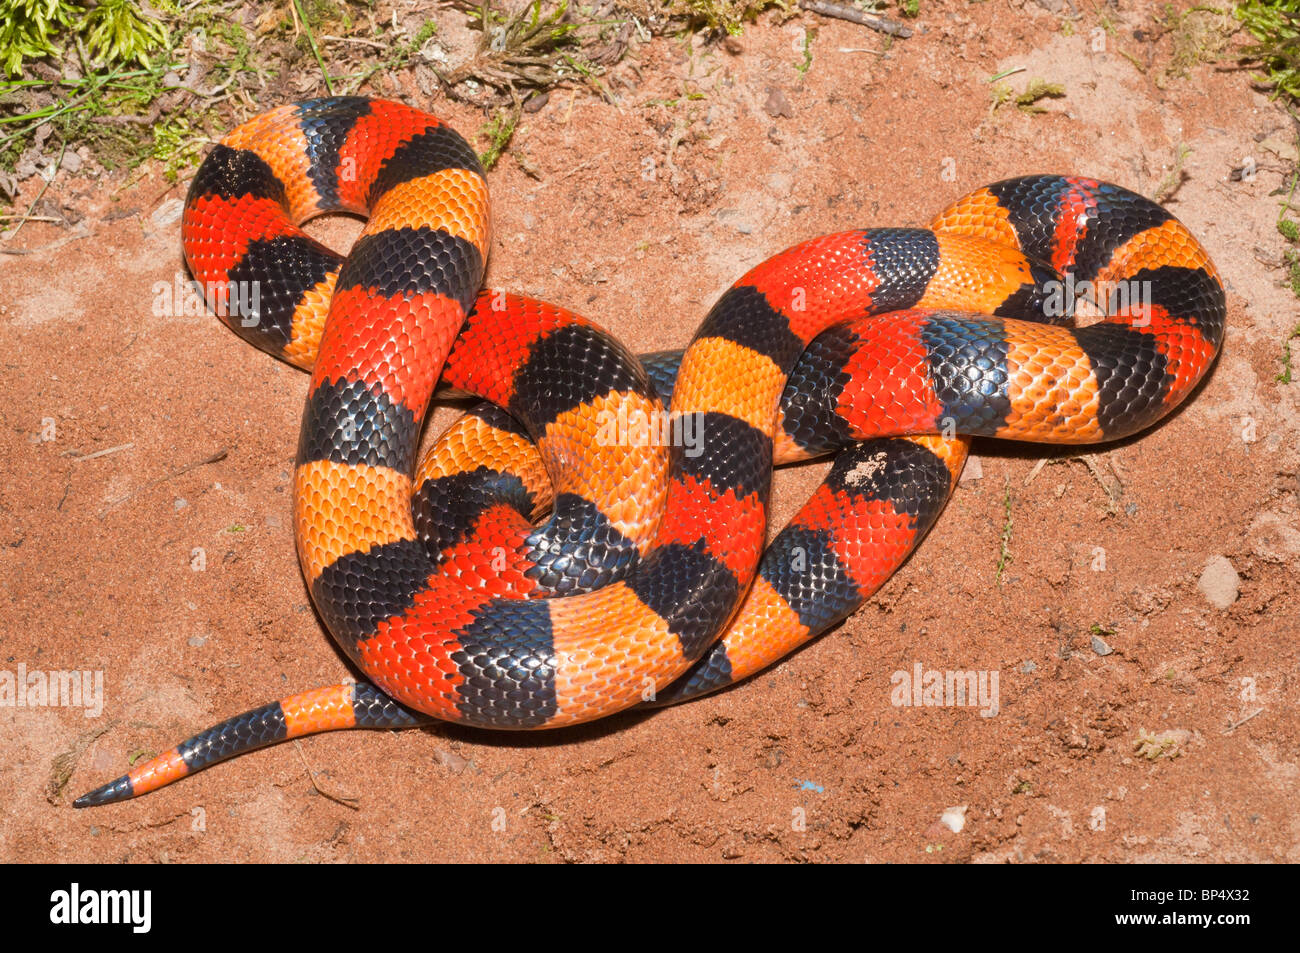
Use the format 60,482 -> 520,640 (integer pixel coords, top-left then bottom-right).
940,805 -> 968,833
1197,555 -> 1240,609
187,635 -> 207,648
61,151 -> 83,173
151,197 -> 185,228
1091,635 -> 1113,656
1021,661 -> 1037,674
434,748 -> 470,773
959,456 -> 984,484
763,86 -> 793,119
174,498 -> 188,510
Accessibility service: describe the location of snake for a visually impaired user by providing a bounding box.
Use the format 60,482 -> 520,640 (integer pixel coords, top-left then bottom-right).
74,97 -> 1224,807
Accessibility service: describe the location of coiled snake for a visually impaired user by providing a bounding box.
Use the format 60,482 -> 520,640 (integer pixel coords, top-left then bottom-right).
75,97 -> 1224,806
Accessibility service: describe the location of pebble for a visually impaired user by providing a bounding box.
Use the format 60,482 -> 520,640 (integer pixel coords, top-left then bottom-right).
187,635 -> 207,648
174,498 -> 187,510
940,805 -> 968,833
1091,635 -> 1113,656
959,455 -> 983,484
433,748 -> 470,774
1197,555 -> 1240,609
1021,660 -> 1037,674
763,86 -> 793,119
151,198 -> 185,228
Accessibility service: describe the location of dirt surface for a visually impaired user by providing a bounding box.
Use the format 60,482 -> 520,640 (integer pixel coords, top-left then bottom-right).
4,0 -> 1299,863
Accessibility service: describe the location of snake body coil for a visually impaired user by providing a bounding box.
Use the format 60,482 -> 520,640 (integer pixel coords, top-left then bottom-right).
75,97 -> 1224,807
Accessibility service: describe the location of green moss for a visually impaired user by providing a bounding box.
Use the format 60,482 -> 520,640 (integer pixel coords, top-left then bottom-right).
0,0 -> 77,77
667,0 -> 792,36
80,0 -> 169,70
0,0 -> 169,77
478,107 -> 519,170
1278,314 -> 1299,383
1153,4 -> 1232,89
1235,0 -> 1300,103
991,78 -> 1066,114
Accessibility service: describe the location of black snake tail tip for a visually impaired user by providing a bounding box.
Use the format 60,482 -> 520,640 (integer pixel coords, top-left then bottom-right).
73,775 -> 133,808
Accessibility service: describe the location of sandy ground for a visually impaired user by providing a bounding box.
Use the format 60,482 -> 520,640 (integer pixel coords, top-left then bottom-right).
3,0 -> 1299,862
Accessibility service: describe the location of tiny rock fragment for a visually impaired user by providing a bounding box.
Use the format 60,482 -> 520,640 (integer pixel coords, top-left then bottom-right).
763,86 -> 793,118
1091,635 -> 1113,656
151,198 -> 185,228
1197,555 -> 1239,609
433,748 -> 470,774
940,805 -> 968,833
959,455 -> 983,484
